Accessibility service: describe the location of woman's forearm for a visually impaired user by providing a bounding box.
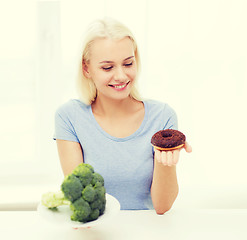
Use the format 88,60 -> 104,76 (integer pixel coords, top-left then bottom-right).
151,158 -> 179,214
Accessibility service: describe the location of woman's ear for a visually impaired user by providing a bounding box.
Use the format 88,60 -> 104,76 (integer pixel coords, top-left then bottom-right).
82,60 -> 90,79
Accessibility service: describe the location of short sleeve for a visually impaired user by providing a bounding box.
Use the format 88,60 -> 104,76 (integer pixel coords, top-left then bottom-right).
163,104 -> 178,130
53,104 -> 79,142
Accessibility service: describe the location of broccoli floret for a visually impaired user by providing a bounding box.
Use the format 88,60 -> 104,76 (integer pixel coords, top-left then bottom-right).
91,172 -> 104,186
61,174 -> 83,202
82,185 -> 96,202
90,198 -> 102,210
91,182 -> 106,215
83,163 -> 94,173
41,163 -> 106,223
73,163 -> 94,187
86,209 -> 100,222
70,198 -> 91,222
94,184 -> 106,200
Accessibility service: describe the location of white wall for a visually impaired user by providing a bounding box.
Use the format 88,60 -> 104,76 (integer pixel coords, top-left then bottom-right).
1,0 -> 246,209
58,0 -> 247,208
163,0 -> 246,208
145,0 -> 247,208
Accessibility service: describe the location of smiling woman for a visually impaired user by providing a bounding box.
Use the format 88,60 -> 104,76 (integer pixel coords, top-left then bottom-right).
83,37 -> 137,101
53,17 -> 192,213
102,55 -> 134,90
77,18 -> 142,105
1,0 -> 247,213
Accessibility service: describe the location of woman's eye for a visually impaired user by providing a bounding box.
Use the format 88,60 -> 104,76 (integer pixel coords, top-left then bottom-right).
124,62 -> 133,67
102,66 -> 113,71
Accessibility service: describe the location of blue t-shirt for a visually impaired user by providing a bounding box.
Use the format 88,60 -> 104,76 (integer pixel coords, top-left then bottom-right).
54,99 -> 178,210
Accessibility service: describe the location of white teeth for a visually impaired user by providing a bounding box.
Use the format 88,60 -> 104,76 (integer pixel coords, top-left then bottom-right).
114,84 -> 126,89
109,82 -> 129,89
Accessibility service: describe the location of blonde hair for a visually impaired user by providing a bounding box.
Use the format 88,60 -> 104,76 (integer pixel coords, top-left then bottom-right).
77,17 -> 142,105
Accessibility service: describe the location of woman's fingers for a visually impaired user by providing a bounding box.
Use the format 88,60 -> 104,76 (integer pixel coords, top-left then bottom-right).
173,149 -> 180,165
166,151 -> 173,166
154,149 -> 162,163
155,142 -> 191,167
159,149 -> 181,166
161,150 -> 167,165
184,141 -> 192,153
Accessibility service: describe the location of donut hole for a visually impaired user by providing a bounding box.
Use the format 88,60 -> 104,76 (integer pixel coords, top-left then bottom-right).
161,132 -> 172,138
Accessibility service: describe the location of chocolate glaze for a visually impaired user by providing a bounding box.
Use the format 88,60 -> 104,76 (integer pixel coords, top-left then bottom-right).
151,129 -> 186,148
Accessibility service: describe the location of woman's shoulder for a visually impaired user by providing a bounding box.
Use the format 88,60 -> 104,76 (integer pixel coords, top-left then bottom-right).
144,99 -> 178,129
144,99 -> 176,115
56,99 -> 89,116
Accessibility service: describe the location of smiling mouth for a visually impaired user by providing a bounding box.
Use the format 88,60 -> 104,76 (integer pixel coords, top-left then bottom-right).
108,81 -> 130,89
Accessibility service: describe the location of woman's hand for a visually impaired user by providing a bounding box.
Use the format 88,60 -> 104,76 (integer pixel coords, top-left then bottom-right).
154,141 -> 192,166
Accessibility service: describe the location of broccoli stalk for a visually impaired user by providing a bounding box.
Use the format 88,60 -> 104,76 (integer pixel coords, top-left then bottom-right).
41,191 -> 70,209
41,163 -> 106,223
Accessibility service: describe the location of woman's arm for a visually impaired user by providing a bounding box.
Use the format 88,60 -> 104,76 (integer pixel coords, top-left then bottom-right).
151,142 -> 192,214
151,157 -> 179,214
56,139 -> 84,176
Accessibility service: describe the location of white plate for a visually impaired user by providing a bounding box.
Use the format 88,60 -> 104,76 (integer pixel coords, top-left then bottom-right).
37,193 -> 120,228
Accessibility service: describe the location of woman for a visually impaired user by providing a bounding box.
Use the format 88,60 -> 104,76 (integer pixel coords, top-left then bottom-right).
54,18 -> 192,214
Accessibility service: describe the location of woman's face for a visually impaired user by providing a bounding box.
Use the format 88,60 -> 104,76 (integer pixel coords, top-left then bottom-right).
85,37 -> 137,101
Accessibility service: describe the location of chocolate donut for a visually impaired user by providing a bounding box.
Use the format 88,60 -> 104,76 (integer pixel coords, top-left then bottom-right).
151,129 -> 186,151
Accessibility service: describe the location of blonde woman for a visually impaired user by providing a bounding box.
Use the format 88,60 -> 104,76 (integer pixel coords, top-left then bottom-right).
54,18 -> 192,214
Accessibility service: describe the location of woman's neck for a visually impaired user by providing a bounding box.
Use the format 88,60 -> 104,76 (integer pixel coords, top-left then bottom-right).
91,95 -> 139,118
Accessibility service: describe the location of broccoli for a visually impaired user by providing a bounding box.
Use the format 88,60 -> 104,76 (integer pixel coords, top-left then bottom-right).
70,198 -> 91,222
82,185 -> 96,202
91,172 -> 104,186
73,163 -> 94,187
61,174 -> 83,202
41,163 -> 106,223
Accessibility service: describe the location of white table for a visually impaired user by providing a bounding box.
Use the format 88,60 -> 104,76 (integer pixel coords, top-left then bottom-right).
0,209 -> 246,240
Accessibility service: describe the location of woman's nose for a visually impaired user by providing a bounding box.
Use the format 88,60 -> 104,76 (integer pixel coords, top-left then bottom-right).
114,66 -> 127,82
